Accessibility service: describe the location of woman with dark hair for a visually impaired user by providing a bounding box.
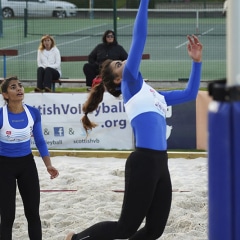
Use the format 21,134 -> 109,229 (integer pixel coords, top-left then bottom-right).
66,0 -> 202,239
83,30 -> 128,91
0,76 -> 59,239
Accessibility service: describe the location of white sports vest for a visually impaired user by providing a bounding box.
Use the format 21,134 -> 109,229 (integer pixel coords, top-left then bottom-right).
0,105 -> 34,143
125,81 -> 167,122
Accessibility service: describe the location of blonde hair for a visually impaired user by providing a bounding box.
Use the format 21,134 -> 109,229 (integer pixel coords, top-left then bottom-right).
38,35 -> 56,51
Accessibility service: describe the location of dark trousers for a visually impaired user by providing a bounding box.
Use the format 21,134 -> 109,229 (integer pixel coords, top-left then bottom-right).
83,63 -> 100,87
0,154 -> 42,240
72,148 -> 172,240
37,67 -> 60,89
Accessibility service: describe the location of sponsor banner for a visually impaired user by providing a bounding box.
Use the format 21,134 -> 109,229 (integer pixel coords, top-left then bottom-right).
166,100 -> 196,149
0,92 -> 197,150
28,93 -> 133,149
0,93 -> 133,150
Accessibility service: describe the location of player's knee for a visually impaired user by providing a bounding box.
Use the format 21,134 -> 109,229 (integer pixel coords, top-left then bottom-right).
148,227 -> 165,239
117,223 -> 138,238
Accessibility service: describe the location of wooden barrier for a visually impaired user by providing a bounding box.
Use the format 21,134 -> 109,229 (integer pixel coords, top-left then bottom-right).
0,49 -> 18,78
51,54 -> 150,91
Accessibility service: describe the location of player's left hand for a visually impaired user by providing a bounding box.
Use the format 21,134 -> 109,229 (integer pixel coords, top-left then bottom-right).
187,35 -> 203,63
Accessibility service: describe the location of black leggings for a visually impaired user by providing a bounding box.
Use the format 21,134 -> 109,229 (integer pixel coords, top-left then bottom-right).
72,148 -> 172,240
37,67 -> 60,89
0,154 -> 42,240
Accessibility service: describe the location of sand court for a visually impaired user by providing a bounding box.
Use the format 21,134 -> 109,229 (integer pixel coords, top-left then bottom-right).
12,156 -> 208,240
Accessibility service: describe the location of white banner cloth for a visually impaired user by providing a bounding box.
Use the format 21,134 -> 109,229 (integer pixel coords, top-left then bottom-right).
0,92 -> 134,150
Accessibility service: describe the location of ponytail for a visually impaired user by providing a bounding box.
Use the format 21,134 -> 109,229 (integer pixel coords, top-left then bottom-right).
81,82 -> 105,133
81,59 -> 122,134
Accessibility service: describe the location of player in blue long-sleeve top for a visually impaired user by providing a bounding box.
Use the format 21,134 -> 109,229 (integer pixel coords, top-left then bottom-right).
0,76 -> 59,240
66,0 -> 203,239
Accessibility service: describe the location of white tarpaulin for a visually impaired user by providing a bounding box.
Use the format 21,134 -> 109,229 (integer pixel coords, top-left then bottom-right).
0,92 -> 134,150
0,92 -> 178,150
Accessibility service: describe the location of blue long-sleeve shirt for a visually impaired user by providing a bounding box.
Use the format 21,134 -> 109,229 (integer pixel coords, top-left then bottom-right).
0,104 -> 49,157
123,0 -> 202,151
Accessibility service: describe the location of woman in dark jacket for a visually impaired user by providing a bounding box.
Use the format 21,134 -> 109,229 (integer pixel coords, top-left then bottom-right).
83,30 -> 128,91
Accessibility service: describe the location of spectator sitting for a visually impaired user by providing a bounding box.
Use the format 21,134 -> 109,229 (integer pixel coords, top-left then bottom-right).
83,30 -> 128,91
35,35 -> 61,93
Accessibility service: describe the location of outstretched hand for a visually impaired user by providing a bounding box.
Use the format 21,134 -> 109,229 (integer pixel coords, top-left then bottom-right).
187,35 -> 203,63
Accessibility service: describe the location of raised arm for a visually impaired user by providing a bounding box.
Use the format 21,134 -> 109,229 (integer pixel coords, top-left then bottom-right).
124,0 -> 149,80
159,35 -> 203,106
122,0 -> 150,103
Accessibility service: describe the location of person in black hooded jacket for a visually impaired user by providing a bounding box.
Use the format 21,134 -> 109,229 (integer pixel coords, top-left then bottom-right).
83,30 -> 128,91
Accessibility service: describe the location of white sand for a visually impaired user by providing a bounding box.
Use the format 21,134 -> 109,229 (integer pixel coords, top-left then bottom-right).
13,156 -> 208,240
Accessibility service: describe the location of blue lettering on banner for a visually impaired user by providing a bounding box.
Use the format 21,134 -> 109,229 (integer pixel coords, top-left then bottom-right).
101,119 -> 127,129
95,102 -> 125,116
32,101 -> 125,116
73,138 -> 100,144
33,104 -> 83,115
31,139 -> 62,146
54,127 -> 64,137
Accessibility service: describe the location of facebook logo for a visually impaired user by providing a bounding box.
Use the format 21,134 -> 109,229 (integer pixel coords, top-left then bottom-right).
54,127 -> 64,137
